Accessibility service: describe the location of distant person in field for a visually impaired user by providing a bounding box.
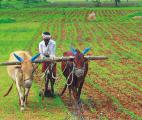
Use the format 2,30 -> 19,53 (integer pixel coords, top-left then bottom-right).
39,32 -> 56,72
87,11 -> 96,21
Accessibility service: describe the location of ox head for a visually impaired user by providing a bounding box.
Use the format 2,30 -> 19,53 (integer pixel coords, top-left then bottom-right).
13,53 -> 40,74
71,47 -> 90,77
12,53 -> 41,87
71,47 -> 90,68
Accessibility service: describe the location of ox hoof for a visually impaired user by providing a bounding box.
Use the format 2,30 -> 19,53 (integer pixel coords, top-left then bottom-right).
39,90 -> 44,97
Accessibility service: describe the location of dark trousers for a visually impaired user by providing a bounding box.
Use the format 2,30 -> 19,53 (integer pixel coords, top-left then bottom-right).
42,62 -> 56,75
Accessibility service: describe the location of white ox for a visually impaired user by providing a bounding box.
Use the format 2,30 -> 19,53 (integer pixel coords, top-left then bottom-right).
6,51 -> 40,111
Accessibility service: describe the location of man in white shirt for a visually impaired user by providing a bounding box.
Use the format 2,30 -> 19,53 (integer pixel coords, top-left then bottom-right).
39,32 -> 57,97
39,32 -> 56,72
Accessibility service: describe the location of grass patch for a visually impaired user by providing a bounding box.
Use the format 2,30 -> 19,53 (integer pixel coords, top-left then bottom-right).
0,18 -> 16,24
129,11 -> 142,17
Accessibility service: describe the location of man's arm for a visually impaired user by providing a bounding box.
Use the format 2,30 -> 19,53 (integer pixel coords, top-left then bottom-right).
49,41 -> 56,58
39,43 -> 45,59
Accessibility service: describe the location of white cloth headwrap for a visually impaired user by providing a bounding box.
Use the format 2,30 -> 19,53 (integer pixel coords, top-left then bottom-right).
42,33 -> 51,38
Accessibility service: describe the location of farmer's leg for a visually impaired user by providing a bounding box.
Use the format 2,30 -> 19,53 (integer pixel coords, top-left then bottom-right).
44,63 -> 50,97
51,63 -> 56,96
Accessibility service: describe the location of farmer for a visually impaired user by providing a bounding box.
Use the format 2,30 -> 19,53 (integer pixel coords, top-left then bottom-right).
39,32 -> 56,72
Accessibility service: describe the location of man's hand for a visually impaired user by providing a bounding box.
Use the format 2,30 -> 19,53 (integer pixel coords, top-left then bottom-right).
42,56 -> 47,60
44,53 -> 49,57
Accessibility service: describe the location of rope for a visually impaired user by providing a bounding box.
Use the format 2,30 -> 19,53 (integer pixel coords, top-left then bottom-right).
50,63 -> 58,80
62,61 -> 68,74
32,61 -> 74,91
50,61 -> 68,80
66,63 -> 75,88
36,63 -> 56,91
52,72 -> 57,80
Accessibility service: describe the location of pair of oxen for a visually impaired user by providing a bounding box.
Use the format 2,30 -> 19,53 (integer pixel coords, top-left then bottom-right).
0,48 -> 107,111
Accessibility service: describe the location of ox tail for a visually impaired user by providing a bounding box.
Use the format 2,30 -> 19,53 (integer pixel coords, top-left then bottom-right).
60,84 -> 67,96
3,83 -> 13,97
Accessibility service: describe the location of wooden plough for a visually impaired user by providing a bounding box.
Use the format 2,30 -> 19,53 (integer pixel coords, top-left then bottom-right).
0,56 -> 108,66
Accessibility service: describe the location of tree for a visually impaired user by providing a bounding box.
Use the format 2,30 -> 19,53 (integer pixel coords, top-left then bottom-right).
24,0 -> 29,4
115,0 -> 120,6
0,0 -> 1,8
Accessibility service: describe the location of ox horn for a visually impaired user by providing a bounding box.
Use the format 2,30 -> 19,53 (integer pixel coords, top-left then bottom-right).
82,47 -> 91,55
13,53 -> 24,62
31,53 -> 40,62
70,47 -> 77,55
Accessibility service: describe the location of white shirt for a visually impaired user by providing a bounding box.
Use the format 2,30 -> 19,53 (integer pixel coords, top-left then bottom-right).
39,39 -> 56,58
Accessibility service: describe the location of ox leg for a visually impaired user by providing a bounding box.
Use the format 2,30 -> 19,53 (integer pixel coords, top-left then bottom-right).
15,81 -> 24,111
76,81 -> 85,117
72,87 -> 78,105
24,88 -> 30,106
60,84 -> 67,96
50,63 -> 56,97
73,87 -> 83,117
50,79 -> 55,97
77,81 -> 84,101
72,87 -> 80,115
44,77 -> 49,97
69,87 -> 72,104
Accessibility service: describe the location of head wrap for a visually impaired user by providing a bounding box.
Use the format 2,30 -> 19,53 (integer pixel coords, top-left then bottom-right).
42,32 -> 51,39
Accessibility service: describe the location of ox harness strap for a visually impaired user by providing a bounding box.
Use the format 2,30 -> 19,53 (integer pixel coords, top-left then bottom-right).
44,63 -> 57,80
74,63 -> 86,78
66,63 -> 74,88
65,62 -> 86,88
35,63 -> 57,92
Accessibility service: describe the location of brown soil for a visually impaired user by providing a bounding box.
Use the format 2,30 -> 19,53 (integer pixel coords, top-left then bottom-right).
60,82 -> 132,119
